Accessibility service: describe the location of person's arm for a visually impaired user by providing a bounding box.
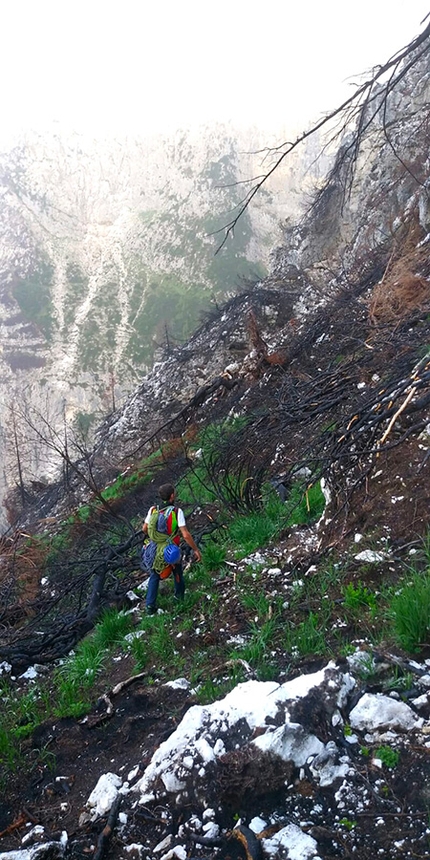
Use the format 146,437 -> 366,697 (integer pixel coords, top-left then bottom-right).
179,526 -> 202,563
142,506 -> 153,536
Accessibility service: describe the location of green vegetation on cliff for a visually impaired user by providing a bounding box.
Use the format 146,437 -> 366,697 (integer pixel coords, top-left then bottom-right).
12,259 -> 55,339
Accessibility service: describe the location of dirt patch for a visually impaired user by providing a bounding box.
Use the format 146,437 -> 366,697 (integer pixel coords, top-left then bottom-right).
0,683 -> 192,852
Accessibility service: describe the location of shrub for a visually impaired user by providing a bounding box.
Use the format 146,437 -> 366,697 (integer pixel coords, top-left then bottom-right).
375,745 -> 400,768
343,581 -> 377,614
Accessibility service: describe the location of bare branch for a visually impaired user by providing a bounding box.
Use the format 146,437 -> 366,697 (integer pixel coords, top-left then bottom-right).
214,21 -> 430,253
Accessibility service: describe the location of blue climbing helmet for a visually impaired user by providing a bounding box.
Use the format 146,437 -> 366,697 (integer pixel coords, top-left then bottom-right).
164,543 -> 181,564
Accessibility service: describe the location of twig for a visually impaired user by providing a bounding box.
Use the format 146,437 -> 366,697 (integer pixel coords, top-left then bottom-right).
214,23 -> 430,251
93,794 -> 122,860
111,671 -> 147,696
377,386 -> 416,449
210,658 -> 255,678
0,814 -> 30,839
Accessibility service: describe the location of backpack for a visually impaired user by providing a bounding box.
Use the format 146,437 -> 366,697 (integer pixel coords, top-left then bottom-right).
140,505 -> 181,574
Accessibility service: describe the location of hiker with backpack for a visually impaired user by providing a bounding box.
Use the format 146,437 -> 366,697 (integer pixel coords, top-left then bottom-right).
141,483 -> 202,614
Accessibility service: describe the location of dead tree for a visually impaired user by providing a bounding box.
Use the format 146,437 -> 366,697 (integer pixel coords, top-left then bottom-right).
10,404 -> 26,509
215,18 -> 430,251
11,399 -> 125,522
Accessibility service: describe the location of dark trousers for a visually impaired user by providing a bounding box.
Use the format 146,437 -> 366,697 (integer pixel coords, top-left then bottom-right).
146,563 -> 185,609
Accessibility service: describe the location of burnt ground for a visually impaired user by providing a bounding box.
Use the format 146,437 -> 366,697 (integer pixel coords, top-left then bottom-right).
1,289 -> 430,856
2,474 -> 430,860
1,645 -> 430,860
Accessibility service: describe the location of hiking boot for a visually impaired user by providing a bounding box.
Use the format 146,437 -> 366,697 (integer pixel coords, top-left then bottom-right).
146,605 -> 156,615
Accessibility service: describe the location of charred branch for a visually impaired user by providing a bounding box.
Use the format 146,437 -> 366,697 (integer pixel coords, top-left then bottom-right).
215,22 -> 430,251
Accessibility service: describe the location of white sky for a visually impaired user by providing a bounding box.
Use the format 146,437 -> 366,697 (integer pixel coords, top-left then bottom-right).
0,1 -> 429,141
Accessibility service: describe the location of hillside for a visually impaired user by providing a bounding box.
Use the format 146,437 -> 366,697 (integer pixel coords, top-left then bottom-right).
1,26 -> 430,860
0,123 -> 331,532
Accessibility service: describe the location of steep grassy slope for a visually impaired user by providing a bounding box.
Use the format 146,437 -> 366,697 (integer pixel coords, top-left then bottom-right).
1,33 -> 430,859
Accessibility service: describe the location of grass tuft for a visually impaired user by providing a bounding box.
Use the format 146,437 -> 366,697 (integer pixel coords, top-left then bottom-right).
343,581 -> 377,615
390,569 -> 430,652
92,608 -> 134,649
285,612 -> 329,658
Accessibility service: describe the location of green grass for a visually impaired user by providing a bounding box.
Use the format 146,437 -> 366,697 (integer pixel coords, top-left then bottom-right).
226,481 -> 325,558
200,539 -> 227,572
131,613 -> 186,675
177,465 -> 220,505
0,682 -> 55,773
230,618 -> 280,680
284,480 -> 326,526
128,634 -> 148,671
390,569 -> 430,652
92,608 -> 134,649
193,663 -> 246,704
285,612 -> 330,658
338,818 -> 357,831
228,511 -> 281,556
342,581 -> 377,615
226,483 -> 287,555
381,668 -> 414,693
100,461 -> 156,503
53,685 -> 90,720
52,608 -> 135,717
0,725 -> 21,772
239,592 -> 273,618
75,504 -> 92,523
53,645 -> 105,718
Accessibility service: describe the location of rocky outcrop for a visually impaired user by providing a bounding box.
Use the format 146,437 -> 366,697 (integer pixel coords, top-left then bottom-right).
4,656 -> 430,859
133,664 -> 354,807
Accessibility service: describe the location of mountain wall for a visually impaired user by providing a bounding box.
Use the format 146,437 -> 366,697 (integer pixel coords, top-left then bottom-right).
0,123 -> 329,531
4,38 -> 430,535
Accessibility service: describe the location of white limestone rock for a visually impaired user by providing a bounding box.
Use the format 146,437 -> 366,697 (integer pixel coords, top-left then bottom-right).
262,823 -> 320,859
133,664 -> 355,806
349,693 -> 423,733
86,772 -> 122,820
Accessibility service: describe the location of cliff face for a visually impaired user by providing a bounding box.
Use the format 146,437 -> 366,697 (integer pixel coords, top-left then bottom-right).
3,39 -> 430,533
0,123 -> 329,530
0,124 -> 324,387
